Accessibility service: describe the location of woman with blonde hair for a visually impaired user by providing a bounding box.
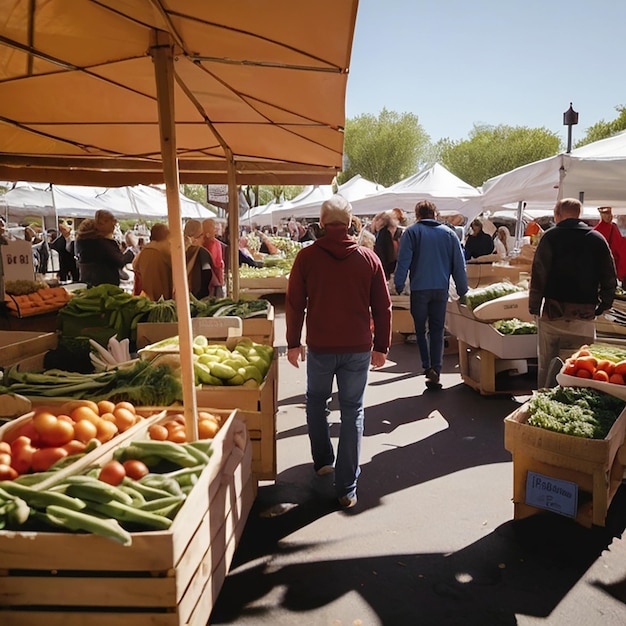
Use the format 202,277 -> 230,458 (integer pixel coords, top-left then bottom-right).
494,226 -> 511,259
75,210 -> 135,287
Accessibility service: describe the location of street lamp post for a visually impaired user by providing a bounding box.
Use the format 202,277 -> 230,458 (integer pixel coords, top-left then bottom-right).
563,103 -> 579,153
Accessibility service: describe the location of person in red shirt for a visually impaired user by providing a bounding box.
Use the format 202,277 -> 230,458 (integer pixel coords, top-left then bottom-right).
286,195 -> 392,509
202,218 -> 225,297
593,206 -> 626,283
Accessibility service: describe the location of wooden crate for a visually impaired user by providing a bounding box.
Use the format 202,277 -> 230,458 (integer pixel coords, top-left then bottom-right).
466,263 -> 527,288
239,275 -> 288,291
504,403 -> 626,527
0,330 -> 58,367
139,406 -> 273,483
195,356 -> 277,480
458,340 -> 536,396
0,412 -> 255,625
135,305 -> 275,349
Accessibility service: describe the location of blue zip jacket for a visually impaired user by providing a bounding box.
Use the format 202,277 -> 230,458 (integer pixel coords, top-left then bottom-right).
394,219 -> 468,295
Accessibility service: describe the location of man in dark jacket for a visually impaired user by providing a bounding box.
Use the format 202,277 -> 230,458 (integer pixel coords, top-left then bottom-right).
286,195 -> 392,509
529,197 -> 617,388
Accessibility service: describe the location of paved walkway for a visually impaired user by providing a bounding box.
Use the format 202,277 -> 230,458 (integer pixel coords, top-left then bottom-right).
209,297 -> 626,625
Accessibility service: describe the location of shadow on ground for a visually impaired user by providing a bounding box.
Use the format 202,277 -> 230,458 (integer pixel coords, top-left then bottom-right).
211,487 -> 626,625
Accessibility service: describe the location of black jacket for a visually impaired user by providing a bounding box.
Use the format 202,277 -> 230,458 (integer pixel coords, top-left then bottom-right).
529,218 -> 617,317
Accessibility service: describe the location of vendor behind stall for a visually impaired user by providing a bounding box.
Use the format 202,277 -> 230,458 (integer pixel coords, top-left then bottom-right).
464,218 -> 495,262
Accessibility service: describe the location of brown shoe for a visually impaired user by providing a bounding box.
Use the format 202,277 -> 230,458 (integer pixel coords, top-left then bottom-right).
425,368 -> 440,384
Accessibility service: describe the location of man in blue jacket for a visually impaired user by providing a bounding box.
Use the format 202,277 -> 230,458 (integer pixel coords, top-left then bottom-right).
395,201 -> 468,388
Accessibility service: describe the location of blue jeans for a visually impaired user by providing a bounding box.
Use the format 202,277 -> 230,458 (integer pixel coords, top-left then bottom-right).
306,351 -> 371,499
409,289 -> 448,373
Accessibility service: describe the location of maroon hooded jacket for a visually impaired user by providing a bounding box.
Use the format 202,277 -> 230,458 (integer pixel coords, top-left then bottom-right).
286,224 -> 392,354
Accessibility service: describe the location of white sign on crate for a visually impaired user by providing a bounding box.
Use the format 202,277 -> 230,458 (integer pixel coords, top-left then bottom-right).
525,470 -> 578,518
1,239 -> 35,282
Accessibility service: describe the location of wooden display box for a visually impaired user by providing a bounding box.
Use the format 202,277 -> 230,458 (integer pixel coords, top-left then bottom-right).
0,330 -> 57,367
458,340 -> 536,396
477,323 -> 537,360
466,263 -> 526,287
239,275 -> 288,291
135,305 -> 275,349
0,412 -> 255,625
504,403 -> 626,527
195,356 -> 278,480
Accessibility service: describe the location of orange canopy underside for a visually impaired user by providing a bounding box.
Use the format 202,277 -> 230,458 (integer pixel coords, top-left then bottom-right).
0,0 -> 358,185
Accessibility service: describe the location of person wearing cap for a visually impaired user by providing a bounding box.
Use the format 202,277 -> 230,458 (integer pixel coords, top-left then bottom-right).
183,219 -> 214,299
132,223 -> 172,300
529,198 -> 617,388
394,200 -> 468,388
286,194 -> 392,509
593,206 -> 626,284
75,210 -> 135,287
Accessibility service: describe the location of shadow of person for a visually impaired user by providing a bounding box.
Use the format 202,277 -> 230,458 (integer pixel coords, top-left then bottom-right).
211,487 -> 626,625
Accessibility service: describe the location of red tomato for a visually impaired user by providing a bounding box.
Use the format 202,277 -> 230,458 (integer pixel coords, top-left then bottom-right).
123,460 -> 150,480
563,360 -> 577,376
609,373 -> 625,385
575,368 -> 593,379
614,361 -> 626,376
98,460 -> 126,486
9,421 -> 40,446
0,441 -> 11,454
596,359 -> 615,375
574,356 -> 597,374
592,370 -> 610,383
0,464 -> 18,480
10,442 -> 36,474
0,452 -> 12,467
31,447 -> 68,472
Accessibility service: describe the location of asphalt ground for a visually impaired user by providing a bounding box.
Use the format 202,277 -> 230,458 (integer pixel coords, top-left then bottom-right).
209,296 -> 626,626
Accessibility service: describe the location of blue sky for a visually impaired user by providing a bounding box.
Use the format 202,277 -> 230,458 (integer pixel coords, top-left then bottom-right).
346,0 -> 625,146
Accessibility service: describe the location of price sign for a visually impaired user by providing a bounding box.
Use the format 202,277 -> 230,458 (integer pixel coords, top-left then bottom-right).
1,240 -> 35,282
525,471 -> 578,518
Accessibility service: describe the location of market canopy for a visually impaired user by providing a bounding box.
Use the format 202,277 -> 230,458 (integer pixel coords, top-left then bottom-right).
348,163 -> 481,217
0,0 -> 357,187
479,130 -> 626,214
0,0 -> 358,436
0,182 -> 216,221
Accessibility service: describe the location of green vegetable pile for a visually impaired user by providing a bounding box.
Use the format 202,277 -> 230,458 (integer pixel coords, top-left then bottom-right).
143,295 -> 270,322
0,360 -> 182,406
585,342 -> 626,363
58,284 -> 154,344
528,386 -> 625,439
0,438 -> 213,544
465,282 -> 525,310
492,318 -> 537,335
4,279 -> 48,295
239,265 -> 290,278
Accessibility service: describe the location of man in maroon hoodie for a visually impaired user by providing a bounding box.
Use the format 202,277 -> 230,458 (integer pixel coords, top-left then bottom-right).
286,195 -> 392,509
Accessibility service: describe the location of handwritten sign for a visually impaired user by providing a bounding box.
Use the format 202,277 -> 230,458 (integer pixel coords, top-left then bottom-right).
1,240 -> 35,282
525,471 -> 578,518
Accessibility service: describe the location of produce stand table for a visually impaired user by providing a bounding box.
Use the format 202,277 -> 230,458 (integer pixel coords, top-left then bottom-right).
466,263 -> 530,288
458,340 -> 537,395
504,403 -> 626,527
0,330 -> 58,368
0,411 -> 254,625
136,305 -> 275,348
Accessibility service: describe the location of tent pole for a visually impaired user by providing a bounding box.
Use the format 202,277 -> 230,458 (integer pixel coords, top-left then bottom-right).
150,30 -> 198,442
227,155 -> 240,299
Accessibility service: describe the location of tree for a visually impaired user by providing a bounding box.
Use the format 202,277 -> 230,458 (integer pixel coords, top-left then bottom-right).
575,105 -> 626,147
339,108 -> 430,186
437,124 -> 562,188
243,185 -> 305,207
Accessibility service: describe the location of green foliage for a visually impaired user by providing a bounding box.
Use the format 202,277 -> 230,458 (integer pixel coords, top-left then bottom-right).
575,105 -> 626,147
339,108 -> 430,186
242,185 -> 305,208
438,124 -> 561,187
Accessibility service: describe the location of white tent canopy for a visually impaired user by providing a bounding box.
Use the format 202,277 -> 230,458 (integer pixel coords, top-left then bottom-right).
480,130 -> 626,215
348,163 -> 480,217
0,182 -> 216,222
